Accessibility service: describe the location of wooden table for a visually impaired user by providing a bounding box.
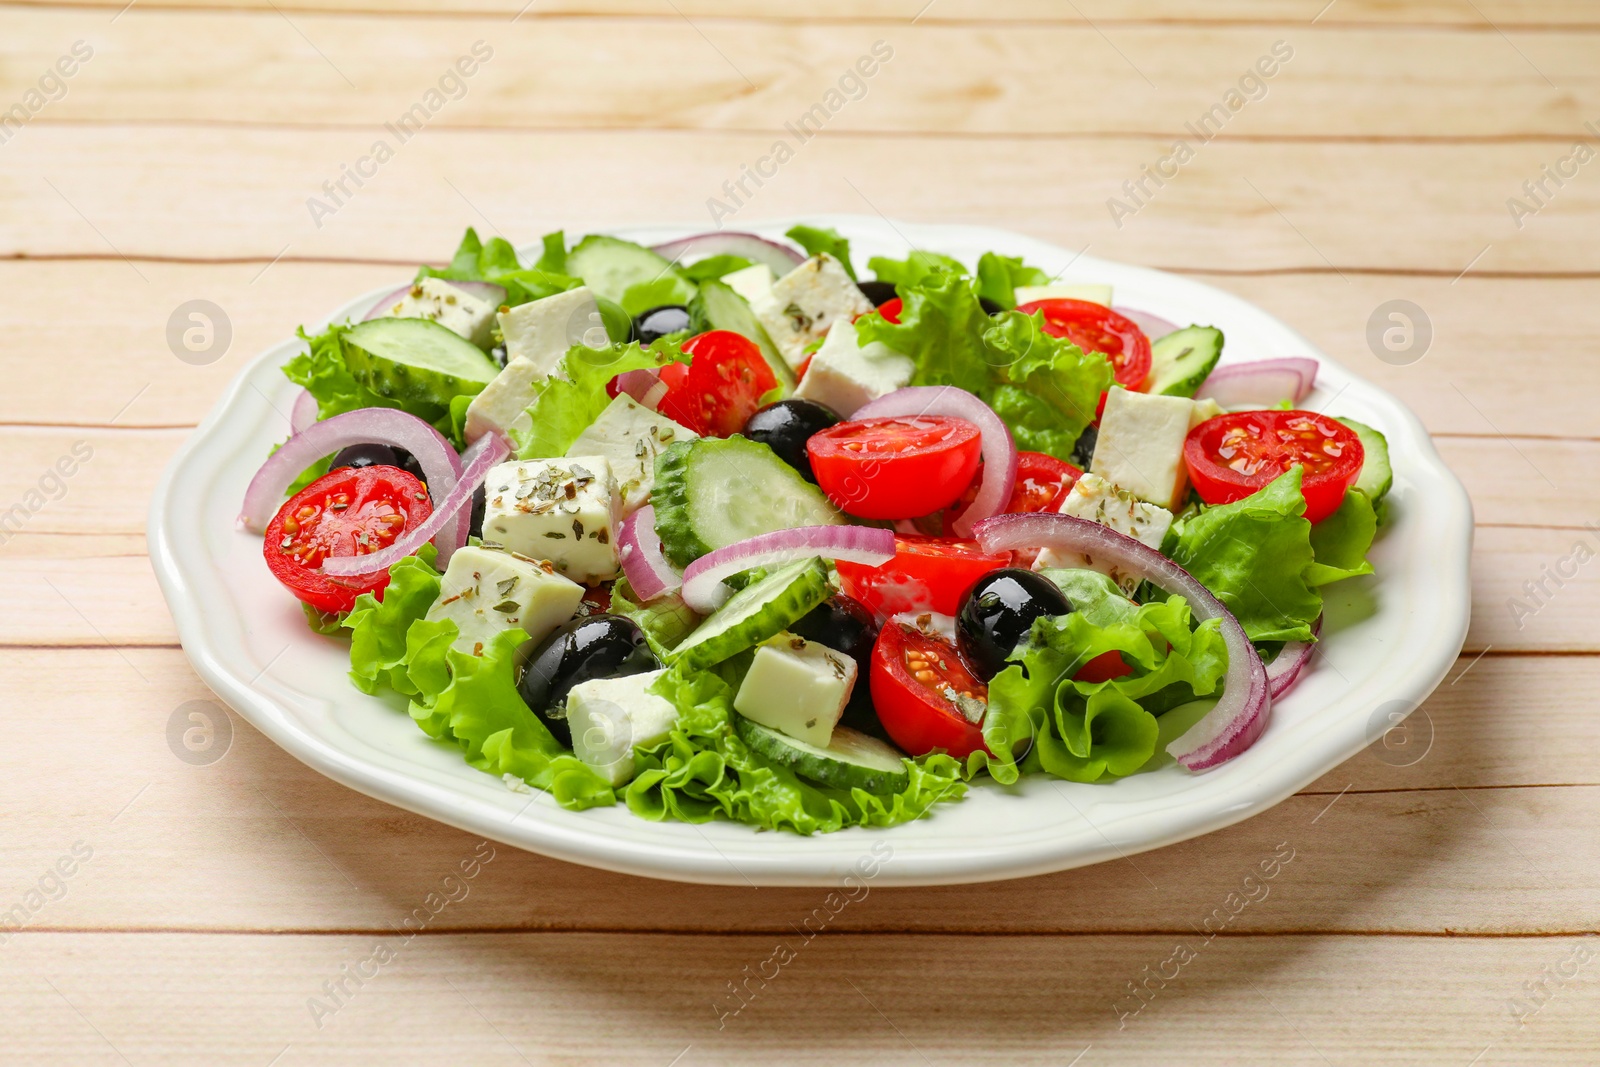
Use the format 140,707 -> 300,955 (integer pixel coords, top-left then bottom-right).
3,1 -> 1598,1062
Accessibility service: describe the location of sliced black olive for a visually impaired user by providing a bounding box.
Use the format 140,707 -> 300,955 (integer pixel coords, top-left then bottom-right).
741,399 -> 839,482
956,568 -> 1073,681
856,280 -> 898,307
633,305 -> 693,346
489,343 -> 509,369
516,615 -> 660,746
1070,424 -> 1098,470
469,483 -> 487,540
329,443 -> 399,471
791,595 -> 878,675
979,296 -> 1004,316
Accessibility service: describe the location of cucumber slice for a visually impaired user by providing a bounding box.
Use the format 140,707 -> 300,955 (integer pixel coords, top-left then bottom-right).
565,235 -> 689,307
688,278 -> 794,390
736,717 -> 911,794
1145,325 -> 1223,397
1338,417 -> 1393,502
652,435 -> 845,568
342,318 -> 500,409
669,558 -> 830,671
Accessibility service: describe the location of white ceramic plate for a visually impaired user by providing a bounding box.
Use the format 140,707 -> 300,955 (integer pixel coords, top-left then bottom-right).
149,215 -> 1472,887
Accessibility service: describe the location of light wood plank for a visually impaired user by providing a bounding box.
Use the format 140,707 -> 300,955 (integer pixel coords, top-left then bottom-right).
0,931 -> 1592,1065
5,12 -> 1598,138
2,646 -> 1595,935
7,0 -> 1599,27
7,262 -> 1600,441
5,128 -> 1596,276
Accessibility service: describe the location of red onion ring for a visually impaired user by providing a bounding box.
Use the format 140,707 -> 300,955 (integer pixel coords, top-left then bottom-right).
1114,307 -> 1179,341
1197,358 -> 1318,409
854,386 -> 1017,539
649,232 -> 804,277
680,525 -> 896,614
618,505 -> 682,602
612,368 -> 667,410
363,280 -> 507,321
1266,615 -> 1321,699
240,408 -> 462,538
322,432 -> 508,578
290,389 -> 318,434
974,512 -> 1270,772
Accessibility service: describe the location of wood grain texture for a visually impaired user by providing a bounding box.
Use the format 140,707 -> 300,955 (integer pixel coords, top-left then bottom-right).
0,931 -> 1593,1066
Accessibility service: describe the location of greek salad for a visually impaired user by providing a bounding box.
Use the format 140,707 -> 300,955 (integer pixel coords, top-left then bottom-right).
240,225 -> 1390,835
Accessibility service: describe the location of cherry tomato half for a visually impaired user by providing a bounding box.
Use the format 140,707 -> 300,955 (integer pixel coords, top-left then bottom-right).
1184,410 -> 1364,524
836,534 -> 1013,618
941,452 -> 1083,537
264,465 -> 433,614
1017,298 -> 1152,394
870,621 -> 990,759
807,416 -> 983,520
656,330 -> 778,438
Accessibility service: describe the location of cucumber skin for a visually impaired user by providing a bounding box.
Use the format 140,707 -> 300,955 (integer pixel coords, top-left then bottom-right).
342,319 -> 497,409
689,279 -> 794,391
1338,417 -> 1393,502
566,235 -> 681,307
736,717 -> 912,794
1147,325 -> 1224,398
670,559 -> 830,672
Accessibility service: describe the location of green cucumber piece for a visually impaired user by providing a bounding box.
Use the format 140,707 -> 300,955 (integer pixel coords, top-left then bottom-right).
652,435 -> 844,568
565,235 -> 689,307
670,558 -> 830,671
1338,417 -> 1393,502
688,278 -> 794,390
1145,325 -> 1223,398
341,318 -> 499,409
736,717 -> 911,794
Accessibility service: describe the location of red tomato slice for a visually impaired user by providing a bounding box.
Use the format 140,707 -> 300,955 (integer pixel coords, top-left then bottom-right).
836,534 -> 1012,618
1184,410 -> 1364,523
808,416 -> 983,520
870,621 -> 989,759
876,298 -> 903,324
264,465 -> 432,614
1017,298 -> 1152,393
941,452 -> 1083,537
1074,650 -> 1133,683
657,330 -> 777,438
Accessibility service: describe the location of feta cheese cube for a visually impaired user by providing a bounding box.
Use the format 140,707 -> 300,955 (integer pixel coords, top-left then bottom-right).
1034,473 -> 1174,594
380,278 -> 496,348
567,669 -> 678,786
721,262 -> 775,304
425,545 -> 584,655
753,254 -> 874,370
733,633 -> 857,748
1189,396 -> 1224,428
498,286 -> 605,378
792,316 -> 915,418
481,456 -> 620,584
1013,283 -> 1113,307
566,394 -> 697,516
463,356 -> 543,445
1091,387 -> 1195,509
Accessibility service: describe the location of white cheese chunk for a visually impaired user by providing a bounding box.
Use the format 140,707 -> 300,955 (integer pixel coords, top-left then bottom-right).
566,394 -> 697,516
753,254 -> 874,370
1189,396 -> 1224,428
380,278 -> 496,348
498,286 -> 605,378
721,262 -> 775,304
733,633 -> 856,748
425,545 -> 584,656
791,316 -> 915,418
1033,473 -> 1174,594
1013,283 -> 1113,307
481,456 -> 620,584
567,669 -> 678,786
1090,387 -> 1195,510
463,356 -> 542,445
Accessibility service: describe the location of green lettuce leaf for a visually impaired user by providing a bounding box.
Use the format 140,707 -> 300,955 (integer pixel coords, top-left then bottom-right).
511,338 -> 690,459
533,230 -> 568,274
785,225 -> 856,280
678,255 -> 754,282
611,577 -> 702,659
983,595 -> 1227,784
854,270 -> 991,393
343,545 -> 441,696
284,323 -> 406,422
974,252 -> 1050,310
620,275 -> 697,317
624,664 -> 968,835
865,250 -> 968,289
417,227 -> 581,308
1306,488 -> 1378,587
